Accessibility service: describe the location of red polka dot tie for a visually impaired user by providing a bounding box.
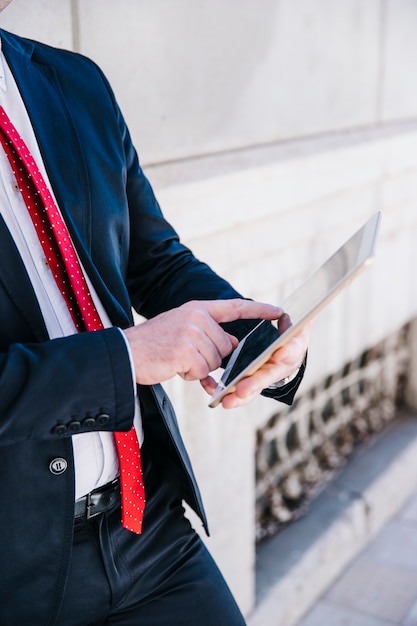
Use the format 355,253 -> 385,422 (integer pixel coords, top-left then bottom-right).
0,106 -> 145,534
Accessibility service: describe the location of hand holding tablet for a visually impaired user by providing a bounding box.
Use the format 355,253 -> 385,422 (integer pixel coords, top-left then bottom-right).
209,212 -> 381,408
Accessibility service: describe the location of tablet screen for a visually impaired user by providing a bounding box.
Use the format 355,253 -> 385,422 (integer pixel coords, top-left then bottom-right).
221,319 -> 279,387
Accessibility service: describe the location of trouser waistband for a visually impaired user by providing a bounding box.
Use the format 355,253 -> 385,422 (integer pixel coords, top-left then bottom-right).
74,478 -> 120,519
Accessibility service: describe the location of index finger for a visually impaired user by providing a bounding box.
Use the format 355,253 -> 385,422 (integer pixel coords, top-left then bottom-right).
201,299 -> 283,324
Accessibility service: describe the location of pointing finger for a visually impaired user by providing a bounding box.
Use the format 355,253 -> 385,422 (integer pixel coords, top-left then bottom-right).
197,299 -> 283,324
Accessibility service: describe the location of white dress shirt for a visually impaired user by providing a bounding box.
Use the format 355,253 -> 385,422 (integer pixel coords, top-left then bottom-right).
0,42 -> 142,499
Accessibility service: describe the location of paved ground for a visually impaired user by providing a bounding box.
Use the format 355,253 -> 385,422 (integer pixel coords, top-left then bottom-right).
297,488 -> 417,626
248,410 -> 417,626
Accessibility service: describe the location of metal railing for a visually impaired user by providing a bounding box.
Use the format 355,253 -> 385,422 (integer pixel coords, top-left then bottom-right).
255,323 -> 410,542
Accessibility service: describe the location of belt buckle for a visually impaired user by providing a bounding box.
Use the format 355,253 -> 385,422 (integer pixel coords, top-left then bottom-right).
86,491 -> 96,520
85,479 -> 119,519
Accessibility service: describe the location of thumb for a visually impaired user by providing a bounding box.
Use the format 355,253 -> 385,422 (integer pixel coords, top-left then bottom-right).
227,333 -> 239,350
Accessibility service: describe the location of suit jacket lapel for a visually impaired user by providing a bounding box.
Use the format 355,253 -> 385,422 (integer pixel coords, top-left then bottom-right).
0,31 -> 132,330
1,33 -> 91,243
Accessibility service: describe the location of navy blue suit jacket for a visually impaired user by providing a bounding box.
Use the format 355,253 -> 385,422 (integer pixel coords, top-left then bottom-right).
0,29 -> 304,625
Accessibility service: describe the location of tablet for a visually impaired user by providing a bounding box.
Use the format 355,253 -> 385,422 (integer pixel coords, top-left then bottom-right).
209,212 -> 381,408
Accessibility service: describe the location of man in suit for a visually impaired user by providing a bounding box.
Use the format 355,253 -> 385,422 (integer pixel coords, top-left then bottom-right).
0,2 -> 309,624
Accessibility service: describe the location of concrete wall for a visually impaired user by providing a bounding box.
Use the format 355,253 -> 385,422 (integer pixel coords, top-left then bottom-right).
2,0 -> 417,617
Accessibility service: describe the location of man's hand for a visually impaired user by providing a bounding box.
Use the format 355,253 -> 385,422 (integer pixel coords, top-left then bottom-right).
123,299 -> 283,386
201,316 -> 313,409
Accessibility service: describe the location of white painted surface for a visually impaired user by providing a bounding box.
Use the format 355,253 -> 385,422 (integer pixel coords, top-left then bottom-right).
1,1 -> 417,617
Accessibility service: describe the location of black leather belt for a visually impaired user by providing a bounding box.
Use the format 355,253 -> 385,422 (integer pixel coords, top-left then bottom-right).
74,478 -> 120,519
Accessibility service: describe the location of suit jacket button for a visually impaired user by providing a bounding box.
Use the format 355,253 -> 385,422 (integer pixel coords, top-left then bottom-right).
49,458 -> 68,475
82,417 -> 96,430
96,413 -> 110,426
68,420 -> 82,432
52,423 -> 67,436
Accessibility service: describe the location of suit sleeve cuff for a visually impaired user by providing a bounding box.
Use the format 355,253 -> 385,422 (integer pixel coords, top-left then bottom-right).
117,327 -> 137,398
261,353 -> 307,406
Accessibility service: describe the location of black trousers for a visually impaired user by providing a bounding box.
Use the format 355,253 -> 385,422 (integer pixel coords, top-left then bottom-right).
57,441 -> 247,626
